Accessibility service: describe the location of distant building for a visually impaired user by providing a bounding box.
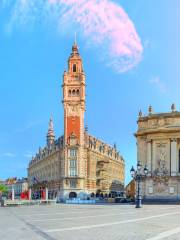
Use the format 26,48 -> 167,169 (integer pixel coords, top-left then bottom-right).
6,177 -> 17,185
135,104 -> 180,201
0,179 -> 5,185
5,178 -> 17,193
5,177 -> 28,197
28,41 -> 125,200
14,178 -> 28,197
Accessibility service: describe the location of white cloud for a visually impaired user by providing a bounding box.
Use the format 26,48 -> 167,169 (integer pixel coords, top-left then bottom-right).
149,76 -> 167,94
2,0 -> 143,73
3,152 -> 16,157
23,151 -> 33,158
14,120 -> 42,134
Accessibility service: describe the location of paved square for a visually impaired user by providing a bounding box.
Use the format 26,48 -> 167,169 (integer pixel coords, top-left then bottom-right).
1,204 -> 180,240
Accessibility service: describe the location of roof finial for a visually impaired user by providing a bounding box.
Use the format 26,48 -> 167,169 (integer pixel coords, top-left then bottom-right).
47,117 -> 55,138
49,117 -> 53,129
171,103 -> 176,112
47,117 -> 55,147
74,32 -> 77,45
72,32 -> 79,55
139,110 -> 142,118
148,105 -> 153,115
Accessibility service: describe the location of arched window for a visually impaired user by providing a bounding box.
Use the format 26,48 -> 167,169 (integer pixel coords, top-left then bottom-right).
76,89 -> 79,95
69,191 -> 77,198
73,64 -> 77,72
72,89 -> 76,96
68,89 -> 71,96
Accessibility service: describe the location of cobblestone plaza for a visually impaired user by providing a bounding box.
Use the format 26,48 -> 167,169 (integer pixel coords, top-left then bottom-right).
1,204 -> 180,240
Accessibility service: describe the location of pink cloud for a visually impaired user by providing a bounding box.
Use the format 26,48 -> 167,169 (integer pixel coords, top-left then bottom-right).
4,0 -> 143,73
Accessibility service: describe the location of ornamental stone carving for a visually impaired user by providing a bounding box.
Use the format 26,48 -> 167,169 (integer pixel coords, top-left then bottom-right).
164,118 -> 173,125
67,105 -> 80,116
154,144 -> 168,176
148,119 -> 158,128
153,175 -> 169,193
158,118 -> 164,127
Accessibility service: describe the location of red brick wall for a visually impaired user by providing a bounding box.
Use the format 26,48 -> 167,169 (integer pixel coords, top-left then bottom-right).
67,116 -> 80,140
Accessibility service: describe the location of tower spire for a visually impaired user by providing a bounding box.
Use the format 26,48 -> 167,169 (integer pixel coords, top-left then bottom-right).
74,32 -> 77,45
47,117 -> 55,147
72,32 -> 79,56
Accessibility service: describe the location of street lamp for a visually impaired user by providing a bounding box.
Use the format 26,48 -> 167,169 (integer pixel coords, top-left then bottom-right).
130,162 -> 148,208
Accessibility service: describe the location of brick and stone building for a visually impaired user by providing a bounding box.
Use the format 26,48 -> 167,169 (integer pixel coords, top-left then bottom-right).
135,104 -> 180,201
28,41 -> 125,200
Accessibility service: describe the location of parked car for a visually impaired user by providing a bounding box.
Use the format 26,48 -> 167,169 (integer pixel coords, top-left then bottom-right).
115,197 -> 131,203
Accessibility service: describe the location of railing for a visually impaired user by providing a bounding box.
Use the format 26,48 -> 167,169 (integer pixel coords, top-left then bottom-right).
66,198 -> 96,204
4,199 -> 57,206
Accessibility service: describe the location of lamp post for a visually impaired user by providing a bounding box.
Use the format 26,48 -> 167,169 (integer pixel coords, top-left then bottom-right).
130,162 -> 148,208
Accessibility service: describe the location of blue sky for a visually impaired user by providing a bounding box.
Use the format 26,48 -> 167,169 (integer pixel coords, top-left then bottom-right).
0,0 -> 180,184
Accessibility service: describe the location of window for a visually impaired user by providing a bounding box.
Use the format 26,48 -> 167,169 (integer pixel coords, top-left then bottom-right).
69,149 -> 77,157
70,168 -> 77,176
70,179 -> 76,188
72,89 -> 76,96
69,159 -> 77,176
76,89 -> 79,95
69,149 -> 77,176
73,64 -> 77,72
169,186 -> 175,194
68,89 -> 71,96
70,159 -> 76,167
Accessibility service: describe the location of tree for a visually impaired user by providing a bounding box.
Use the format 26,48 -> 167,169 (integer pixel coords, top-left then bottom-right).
0,184 -> 8,206
0,185 -> 8,198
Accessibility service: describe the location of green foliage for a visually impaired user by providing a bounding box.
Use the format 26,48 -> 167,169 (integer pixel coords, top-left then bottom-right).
0,184 -> 8,193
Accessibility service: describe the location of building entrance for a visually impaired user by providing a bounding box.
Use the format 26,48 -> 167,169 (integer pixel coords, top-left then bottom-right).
69,192 -> 77,198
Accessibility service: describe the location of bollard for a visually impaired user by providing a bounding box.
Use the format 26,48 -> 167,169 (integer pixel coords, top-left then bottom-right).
12,188 -> 15,201
29,188 -> 32,201
1,199 -> 5,207
45,188 -> 48,202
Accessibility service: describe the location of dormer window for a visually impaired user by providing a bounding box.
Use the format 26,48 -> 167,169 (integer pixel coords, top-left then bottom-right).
73,64 -> 77,72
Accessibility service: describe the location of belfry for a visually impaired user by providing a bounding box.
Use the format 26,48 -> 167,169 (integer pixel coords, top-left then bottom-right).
28,41 -> 125,200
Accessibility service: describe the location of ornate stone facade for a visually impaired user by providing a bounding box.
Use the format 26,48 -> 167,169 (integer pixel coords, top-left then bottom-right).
28,42 -> 125,200
135,105 -> 180,201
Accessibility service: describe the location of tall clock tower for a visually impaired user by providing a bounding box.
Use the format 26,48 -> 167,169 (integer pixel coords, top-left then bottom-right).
62,40 -> 86,196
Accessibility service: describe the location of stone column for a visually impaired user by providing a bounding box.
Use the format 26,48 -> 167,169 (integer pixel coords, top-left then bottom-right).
147,140 -> 152,175
171,139 -> 177,176
12,187 -> 15,201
